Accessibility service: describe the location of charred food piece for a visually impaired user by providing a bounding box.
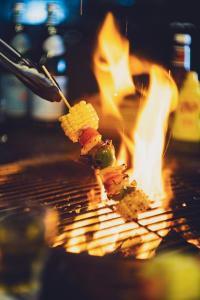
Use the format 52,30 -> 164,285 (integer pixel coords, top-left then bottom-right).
116,188 -> 149,221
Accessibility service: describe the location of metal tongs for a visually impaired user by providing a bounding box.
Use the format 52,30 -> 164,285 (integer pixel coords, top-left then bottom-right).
0,38 -> 62,102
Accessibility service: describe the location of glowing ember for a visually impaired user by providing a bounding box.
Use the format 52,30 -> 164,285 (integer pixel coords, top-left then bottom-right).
176,218 -> 200,249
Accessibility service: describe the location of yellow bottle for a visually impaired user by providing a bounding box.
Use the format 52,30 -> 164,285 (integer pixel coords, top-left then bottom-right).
172,71 -> 200,142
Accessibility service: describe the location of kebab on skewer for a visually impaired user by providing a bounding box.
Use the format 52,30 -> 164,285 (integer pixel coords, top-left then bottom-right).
0,38 -> 149,221
59,100 -> 150,221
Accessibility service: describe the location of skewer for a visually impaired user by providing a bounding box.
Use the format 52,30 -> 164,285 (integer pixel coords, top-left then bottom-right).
41,65 -> 71,110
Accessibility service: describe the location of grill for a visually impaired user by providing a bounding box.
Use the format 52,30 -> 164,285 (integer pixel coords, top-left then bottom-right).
1,153 -> 200,300
1,154 -> 200,257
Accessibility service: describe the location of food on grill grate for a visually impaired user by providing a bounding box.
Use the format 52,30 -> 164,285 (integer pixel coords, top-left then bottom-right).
59,100 -> 150,221
116,189 -> 149,221
98,165 -> 128,196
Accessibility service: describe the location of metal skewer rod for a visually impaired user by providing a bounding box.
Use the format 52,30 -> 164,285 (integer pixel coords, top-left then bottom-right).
41,65 -> 71,109
0,38 -> 21,58
0,38 -> 31,67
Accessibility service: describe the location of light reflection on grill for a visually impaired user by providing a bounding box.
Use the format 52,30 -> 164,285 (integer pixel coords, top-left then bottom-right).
54,202 -> 173,257
0,157 -> 200,258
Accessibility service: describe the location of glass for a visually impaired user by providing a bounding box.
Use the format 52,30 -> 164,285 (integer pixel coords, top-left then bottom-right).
0,206 -> 58,300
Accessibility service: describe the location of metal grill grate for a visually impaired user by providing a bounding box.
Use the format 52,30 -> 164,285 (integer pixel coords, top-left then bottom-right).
1,155 -> 200,258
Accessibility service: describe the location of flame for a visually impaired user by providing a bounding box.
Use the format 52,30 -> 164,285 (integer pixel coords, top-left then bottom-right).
131,65 -> 177,204
117,66 -> 177,258
87,202 -> 122,256
117,142 -> 128,166
57,13 -> 179,258
96,171 -> 107,202
93,12 -> 135,118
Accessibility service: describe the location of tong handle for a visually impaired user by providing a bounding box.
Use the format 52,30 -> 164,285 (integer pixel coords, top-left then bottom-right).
0,37 -> 62,102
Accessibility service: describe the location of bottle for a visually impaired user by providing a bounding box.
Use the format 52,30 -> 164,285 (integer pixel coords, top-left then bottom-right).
171,33 -> 191,90
31,3 -> 67,126
170,32 -> 200,153
172,71 -> 200,142
0,2 -> 31,122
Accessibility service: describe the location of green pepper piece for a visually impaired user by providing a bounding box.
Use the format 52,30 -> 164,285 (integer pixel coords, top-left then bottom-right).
93,141 -> 115,169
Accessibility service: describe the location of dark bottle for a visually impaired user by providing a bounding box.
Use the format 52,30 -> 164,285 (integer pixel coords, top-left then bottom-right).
171,33 -> 192,90
0,2 -> 31,121
31,3 -> 67,125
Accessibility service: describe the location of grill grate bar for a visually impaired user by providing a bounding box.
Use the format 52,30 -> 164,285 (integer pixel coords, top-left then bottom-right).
64,230 -> 162,254
60,221 -> 200,255
56,207 -> 200,254
60,219 -> 169,246
0,180 -> 99,201
58,221 -> 195,247
59,202 -> 200,231
0,174 -> 68,190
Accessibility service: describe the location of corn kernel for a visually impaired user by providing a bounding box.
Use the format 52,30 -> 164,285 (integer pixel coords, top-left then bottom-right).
59,101 -> 99,142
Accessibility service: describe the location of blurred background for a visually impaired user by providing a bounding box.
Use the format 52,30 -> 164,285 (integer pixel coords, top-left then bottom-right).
0,0 -> 200,102
0,0 -> 200,164
0,3 -> 200,300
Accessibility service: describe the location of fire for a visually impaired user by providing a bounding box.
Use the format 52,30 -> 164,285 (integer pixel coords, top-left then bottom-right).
93,12 -> 177,206
131,65 -> 177,204
117,142 -> 128,166
93,12 -> 135,119
57,12 -> 178,258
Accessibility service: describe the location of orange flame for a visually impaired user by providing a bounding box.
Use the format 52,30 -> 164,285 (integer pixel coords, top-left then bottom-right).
116,66 -> 177,258
131,65 -> 177,204
93,12 -> 135,119
57,13 -> 179,258
117,142 -> 128,166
